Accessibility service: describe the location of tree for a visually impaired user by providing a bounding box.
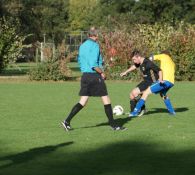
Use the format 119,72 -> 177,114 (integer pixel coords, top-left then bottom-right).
0,17 -> 26,72
68,0 -> 98,31
20,0 -> 69,43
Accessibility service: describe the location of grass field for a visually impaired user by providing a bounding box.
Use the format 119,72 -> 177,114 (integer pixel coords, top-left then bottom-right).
0,81 -> 195,175
0,63 -> 37,76
0,62 -> 81,78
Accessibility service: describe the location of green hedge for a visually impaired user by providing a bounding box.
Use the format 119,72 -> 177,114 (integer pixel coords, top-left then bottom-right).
0,18 -> 26,72
29,58 -> 71,81
101,22 -> 195,81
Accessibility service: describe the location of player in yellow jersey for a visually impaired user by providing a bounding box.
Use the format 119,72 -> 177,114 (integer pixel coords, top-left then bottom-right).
129,50 -> 176,117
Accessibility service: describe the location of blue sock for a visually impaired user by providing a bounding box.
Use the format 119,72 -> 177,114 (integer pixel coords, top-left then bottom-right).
164,98 -> 175,113
133,99 -> 145,114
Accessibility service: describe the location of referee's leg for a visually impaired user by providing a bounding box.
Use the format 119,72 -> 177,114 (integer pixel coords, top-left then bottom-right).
101,96 -> 115,126
101,96 -> 126,130
66,96 -> 88,123
62,96 -> 88,131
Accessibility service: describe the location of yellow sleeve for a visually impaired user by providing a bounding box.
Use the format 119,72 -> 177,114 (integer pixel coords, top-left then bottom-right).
153,54 -> 164,61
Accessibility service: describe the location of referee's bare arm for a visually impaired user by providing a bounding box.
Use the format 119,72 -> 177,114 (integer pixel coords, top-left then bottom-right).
93,67 -> 106,79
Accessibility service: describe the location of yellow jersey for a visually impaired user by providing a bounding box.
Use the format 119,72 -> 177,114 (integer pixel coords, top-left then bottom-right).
153,54 -> 175,84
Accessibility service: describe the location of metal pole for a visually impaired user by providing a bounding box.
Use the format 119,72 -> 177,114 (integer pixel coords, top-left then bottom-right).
43,33 -> 46,44
41,42 -> 44,62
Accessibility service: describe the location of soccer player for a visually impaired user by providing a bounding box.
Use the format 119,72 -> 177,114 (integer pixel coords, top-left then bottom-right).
61,27 -> 126,131
120,49 -> 162,117
130,50 -> 176,117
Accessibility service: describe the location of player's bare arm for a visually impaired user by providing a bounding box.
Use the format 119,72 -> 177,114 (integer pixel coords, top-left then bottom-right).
158,70 -> 163,83
120,65 -> 137,77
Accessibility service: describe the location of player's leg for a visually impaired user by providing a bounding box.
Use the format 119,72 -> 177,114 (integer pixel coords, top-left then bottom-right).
130,87 -> 141,112
62,96 -> 88,131
130,81 -> 149,116
130,81 -> 163,117
130,89 -> 137,112
130,87 -> 152,117
101,96 -> 126,130
135,94 -> 146,116
160,82 -> 175,115
161,94 -> 175,115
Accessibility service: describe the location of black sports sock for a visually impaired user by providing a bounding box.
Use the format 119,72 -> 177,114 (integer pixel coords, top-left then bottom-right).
130,100 -> 136,112
104,104 -> 115,127
141,104 -> 145,110
65,103 -> 83,123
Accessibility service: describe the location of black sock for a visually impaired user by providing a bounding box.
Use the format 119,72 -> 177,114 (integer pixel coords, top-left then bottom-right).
65,103 -> 83,123
104,104 -> 115,127
130,100 -> 136,112
141,104 -> 145,110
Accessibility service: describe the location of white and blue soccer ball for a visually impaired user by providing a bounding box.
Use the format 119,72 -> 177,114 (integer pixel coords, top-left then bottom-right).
113,105 -> 124,116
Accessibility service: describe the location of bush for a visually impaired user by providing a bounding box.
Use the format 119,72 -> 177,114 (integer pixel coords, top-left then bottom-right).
169,23 -> 195,80
29,41 -> 72,81
100,22 -> 195,81
105,64 -> 139,81
29,57 -> 72,81
0,17 -> 26,72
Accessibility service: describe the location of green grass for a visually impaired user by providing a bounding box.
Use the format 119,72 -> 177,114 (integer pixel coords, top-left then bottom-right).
0,62 -> 80,77
0,81 -> 195,175
0,63 -> 37,76
67,62 -> 81,78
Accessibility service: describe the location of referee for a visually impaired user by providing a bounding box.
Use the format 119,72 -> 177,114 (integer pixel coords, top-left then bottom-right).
61,27 -> 126,131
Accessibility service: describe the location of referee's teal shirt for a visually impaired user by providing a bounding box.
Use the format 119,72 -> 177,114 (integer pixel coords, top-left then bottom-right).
78,38 -> 103,73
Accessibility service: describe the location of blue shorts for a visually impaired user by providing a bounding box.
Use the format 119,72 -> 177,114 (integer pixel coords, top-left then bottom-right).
150,80 -> 174,96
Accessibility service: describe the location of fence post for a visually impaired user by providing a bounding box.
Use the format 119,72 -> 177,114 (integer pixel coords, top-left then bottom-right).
36,48 -> 39,63
52,43 -> 55,58
41,42 -> 44,62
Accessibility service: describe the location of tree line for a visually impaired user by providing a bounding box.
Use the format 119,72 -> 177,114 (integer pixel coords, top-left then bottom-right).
0,0 -> 194,43
1,0 -> 195,81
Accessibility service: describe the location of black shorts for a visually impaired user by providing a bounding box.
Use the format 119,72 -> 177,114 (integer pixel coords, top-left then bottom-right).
136,81 -> 153,92
79,73 -> 108,97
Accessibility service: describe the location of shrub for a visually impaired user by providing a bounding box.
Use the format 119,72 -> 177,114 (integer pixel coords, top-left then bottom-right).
29,41 -> 72,81
100,22 -> 195,81
29,57 -> 72,81
169,23 -> 195,80
0,17 -> 26,72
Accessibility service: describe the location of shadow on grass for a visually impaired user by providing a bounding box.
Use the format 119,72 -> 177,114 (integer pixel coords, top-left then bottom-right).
145,107 -> 189,115
0,69 -> 28,76
75,117 -> 131,130
75,107 -> 189,130
0,142 -> 73,169
69,67 -> 80,72
65,76 -> 80,81
0,141 -> 195,175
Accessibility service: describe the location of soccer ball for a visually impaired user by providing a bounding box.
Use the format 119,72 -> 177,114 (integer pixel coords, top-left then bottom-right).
113,105 -> 124,116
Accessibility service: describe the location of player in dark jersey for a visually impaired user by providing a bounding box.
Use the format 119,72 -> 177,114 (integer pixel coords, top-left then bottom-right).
130,51 -> 176,117
120,49 -> 162,116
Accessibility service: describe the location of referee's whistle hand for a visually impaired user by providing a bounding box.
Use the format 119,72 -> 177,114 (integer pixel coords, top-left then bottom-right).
101,73 -> 106,80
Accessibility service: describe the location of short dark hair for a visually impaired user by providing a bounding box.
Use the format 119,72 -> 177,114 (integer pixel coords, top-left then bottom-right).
88,26 -> 99,37
131,49 -> 141,58
161,50 -> 171,56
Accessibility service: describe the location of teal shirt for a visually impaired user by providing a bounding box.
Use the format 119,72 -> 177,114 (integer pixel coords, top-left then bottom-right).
78,39 -> 103,73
